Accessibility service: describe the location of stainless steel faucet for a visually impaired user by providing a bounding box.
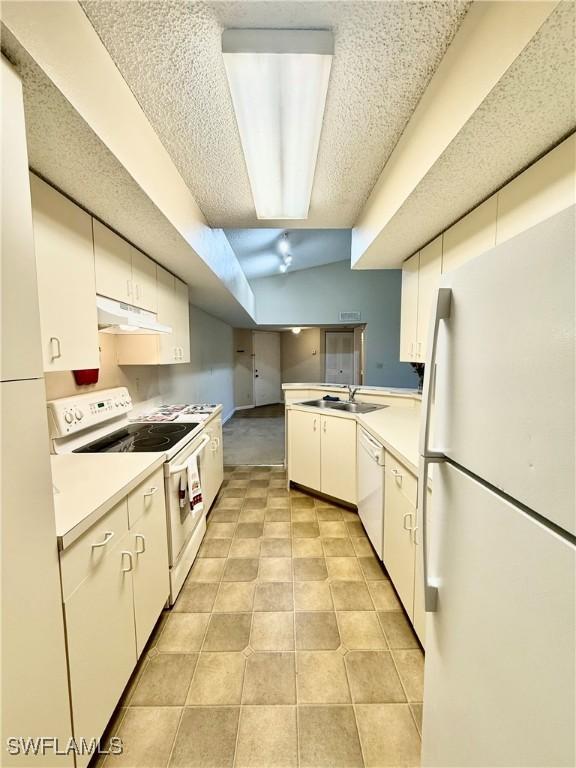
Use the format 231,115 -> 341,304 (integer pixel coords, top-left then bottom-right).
348,385 -> 360,402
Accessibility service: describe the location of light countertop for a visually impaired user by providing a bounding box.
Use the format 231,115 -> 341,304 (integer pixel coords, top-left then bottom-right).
358,405 -> 422,475
51,453 -> 165,550
282,382 -> 421,398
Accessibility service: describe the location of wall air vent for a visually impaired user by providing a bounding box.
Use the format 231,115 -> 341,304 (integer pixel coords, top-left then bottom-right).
339,311 -> 361,322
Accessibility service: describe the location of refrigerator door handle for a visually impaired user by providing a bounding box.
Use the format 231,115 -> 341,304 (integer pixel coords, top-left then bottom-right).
418,454 -> 446,613
419,287 -> 452,458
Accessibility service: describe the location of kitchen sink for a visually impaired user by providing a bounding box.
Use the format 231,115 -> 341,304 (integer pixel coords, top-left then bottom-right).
300,399 -> 386,414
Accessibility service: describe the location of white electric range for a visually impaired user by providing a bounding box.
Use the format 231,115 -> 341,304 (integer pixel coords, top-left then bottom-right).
47,387 -> 223,602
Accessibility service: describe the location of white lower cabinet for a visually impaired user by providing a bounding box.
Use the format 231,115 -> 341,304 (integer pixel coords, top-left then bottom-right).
60,469 -> 168,766
412,486 -> 432,645
287,410 -> 356,504
200,417 -> 224,512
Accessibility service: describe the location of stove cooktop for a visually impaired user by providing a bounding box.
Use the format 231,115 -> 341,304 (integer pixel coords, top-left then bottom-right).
74,422 -> 199,454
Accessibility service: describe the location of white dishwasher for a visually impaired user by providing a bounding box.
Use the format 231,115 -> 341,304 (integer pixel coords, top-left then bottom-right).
357,427 -> 385,559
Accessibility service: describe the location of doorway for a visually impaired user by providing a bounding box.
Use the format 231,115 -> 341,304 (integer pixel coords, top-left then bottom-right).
324,330 -> 355,384
253,331 -> 281,406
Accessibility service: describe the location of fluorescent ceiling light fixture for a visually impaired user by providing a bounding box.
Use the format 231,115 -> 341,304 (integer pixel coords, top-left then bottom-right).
222,29 -> 333,220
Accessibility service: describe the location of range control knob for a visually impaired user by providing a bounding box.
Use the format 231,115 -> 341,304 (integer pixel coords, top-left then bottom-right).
64,411 -> 74,424
75,408 -> 84,420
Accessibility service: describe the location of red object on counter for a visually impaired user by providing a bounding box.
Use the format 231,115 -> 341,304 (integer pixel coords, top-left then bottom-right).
73,369 -> 99,385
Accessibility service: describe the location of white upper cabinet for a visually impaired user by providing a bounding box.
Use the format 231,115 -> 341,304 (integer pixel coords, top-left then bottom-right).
400,237 -> 442,364
400,252 -> 419,362
93,219 -> 157,312
442,195 -> 497,273
173,277 -> 191,363
30,175 -> 99,373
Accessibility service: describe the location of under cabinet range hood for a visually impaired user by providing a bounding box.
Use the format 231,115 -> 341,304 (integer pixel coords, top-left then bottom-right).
96,295 -> 172,334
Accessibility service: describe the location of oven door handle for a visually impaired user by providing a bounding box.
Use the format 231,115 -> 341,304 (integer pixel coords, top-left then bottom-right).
169,433 -> 211,475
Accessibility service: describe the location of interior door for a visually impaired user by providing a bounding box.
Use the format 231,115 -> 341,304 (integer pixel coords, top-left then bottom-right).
422,461 -> 575,767
325,331 -> 354,384
253,331 -> 281,406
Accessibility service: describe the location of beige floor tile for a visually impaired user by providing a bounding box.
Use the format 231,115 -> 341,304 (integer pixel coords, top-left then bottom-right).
292,521 -> 320,538
215,496 -> 244,509
208,509 -> 240,523
331,581 -> 374,611
188,558 -> 225,582
295,612 -> 341,650
242,651 -> 296,704
229,538 -> 261,558
238,508 -> 266,523
197,538 -> 231,558
258,557 -> 293,581
267,496 -> 290,508
378,611 -> 420,649
263,521 -> 291,537
291,509 -> 317,522
157,614 -> 209,653
269,478 -> 287,488
393,649 -> 425,702
260,537 -> 292,557
242,498 -> 267,510
249,479 -> 269,488
222,558 -> 259,582
264,508 -> 291,522
368,580 -> 402,610
186,652 -> 245,705
298,705 -> 363,768
169,706 -> 239,768
411,703 -> 423,736
250,611 -> 294,650
326,557 -> 363,581
355,704 -> 422,767
296,651 -> 351,704
341,509 -> 361,521
222,487 -> 247,498
316,507 -> 343,521
338,611 -> 388,650
131,654 -> 197,706
213,581 -> 255,612
318,521 -> 348,538
294,581 -> 334,611
254,582 -> 294,611
203,613 -> 251,651
235,522 -> 264,538
235,705 -> 297,768
345,651 -> 406,703
173,582 -> 218,613
227,479 -> 250,488
292,537 -> 323,557
293,557 -> 328,581
246,486 -> 268,498
322,537 -> 355,557
359,556 -> 387,580
105,706 -> 181,767
291,496 -> 315,508
352,537 -> 376,556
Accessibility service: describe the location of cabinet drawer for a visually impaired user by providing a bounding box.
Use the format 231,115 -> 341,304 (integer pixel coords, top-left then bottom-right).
385,452 -> 417,507
60,500 -> 129,600
127,468 -> 165,528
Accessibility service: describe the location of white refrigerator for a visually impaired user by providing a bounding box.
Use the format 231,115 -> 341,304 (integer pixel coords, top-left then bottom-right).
419,206 -> 575,767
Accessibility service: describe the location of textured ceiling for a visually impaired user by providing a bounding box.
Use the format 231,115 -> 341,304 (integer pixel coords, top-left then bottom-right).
357,1 -> 576,266
225,228 -> 351,279
80,0 -> 470,228
0,24 -> 255,326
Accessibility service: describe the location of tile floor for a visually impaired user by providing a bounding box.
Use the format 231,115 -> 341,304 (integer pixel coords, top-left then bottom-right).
97,466 -> 423,768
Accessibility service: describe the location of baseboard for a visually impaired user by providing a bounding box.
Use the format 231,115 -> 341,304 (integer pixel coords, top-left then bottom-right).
222,407 -> 236,424
234,404 -> 255,411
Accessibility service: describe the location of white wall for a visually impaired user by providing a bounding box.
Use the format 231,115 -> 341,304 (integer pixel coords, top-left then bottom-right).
251,262 -> 418,388
159,305 -> 235,421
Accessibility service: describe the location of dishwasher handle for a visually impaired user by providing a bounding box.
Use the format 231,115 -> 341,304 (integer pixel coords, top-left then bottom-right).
359,428 -> 385,465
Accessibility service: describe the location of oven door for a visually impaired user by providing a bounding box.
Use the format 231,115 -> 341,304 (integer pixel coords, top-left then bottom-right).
164,430 -> 210,565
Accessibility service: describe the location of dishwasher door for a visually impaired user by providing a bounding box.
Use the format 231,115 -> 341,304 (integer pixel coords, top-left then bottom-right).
357,427 -> 385,559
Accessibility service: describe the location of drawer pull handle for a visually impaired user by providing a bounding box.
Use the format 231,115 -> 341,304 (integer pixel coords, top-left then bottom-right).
143,486 -> 158,497
121,550 -> 134,573
403,512 -> 414,531
390,468 -> 403,485
92,531 -> 114,548
135,534 -> 146,555
50,336 -> 62,360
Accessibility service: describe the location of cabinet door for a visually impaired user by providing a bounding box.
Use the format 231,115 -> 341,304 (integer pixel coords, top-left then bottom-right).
201,418 -> 224,512
416,235 -> 442,362
93,219 -> 132,304
64,530 -> 136,767
131,246 -> 157,312
130,479 -> 170,657
157,265 -> 179,364
383,459 -> 416,618
400,252 -> 419,362
30,175 -> 99,372
320,414 -> 357,504
174,278 -> 191,363
288,410 -> 321,491
413,486 -> 432,648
